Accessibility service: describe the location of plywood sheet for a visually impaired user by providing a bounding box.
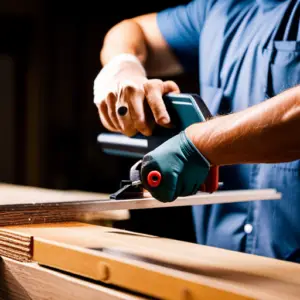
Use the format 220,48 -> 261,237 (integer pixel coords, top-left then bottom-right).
0,183 -> 280,226
0,222 -> 299,300
0,183 -> 130,225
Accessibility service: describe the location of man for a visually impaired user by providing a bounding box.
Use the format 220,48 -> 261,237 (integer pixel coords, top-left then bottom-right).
93,0 -> 300,262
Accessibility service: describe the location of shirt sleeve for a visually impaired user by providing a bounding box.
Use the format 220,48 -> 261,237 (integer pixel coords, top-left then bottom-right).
156,0 -> 212,72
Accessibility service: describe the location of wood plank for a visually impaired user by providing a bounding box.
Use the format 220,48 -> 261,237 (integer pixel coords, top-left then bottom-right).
0,183 -> 280,226
0,256 -> 146,300
34,238 -> 249,300
0,183 -> 130,225
1,222 -> 299,300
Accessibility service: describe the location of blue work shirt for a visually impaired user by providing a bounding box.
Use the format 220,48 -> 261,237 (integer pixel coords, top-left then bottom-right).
157,0 -> 300,262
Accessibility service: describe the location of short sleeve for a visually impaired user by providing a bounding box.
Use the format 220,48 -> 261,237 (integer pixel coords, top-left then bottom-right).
156,0 -> 211,72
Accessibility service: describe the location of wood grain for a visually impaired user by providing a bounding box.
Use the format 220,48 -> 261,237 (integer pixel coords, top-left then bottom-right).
0,256 -> 146,300
0,183 -> 130,225
1,222 -> 299,300
0,183 -> 280,226
0,229 -> 32,262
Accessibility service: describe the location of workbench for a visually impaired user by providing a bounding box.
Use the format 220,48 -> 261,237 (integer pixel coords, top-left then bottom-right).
0,184 -> 135,299
1,222 -> 300,300
0,183 -> 299,300
0,256 -> 144,300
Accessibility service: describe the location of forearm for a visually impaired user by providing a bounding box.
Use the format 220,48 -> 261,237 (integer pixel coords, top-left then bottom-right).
100,19 -> 148,66
100,13 -> 183,76
187,86 -> 300,166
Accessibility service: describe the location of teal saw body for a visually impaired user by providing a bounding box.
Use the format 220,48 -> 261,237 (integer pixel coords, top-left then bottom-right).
162,93 -> 212,130
97,93 -> 212,158
98,93 -> 219,198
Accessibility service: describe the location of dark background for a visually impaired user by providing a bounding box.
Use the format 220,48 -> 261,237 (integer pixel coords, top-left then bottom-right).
0,0 -> 200,242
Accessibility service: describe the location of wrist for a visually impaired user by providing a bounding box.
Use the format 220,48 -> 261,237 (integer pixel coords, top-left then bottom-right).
185,113 -> 244,166
181,131 -> 211,167
94,53 -> 147,104
102,53 -> 146,77
185,122 -> 219,166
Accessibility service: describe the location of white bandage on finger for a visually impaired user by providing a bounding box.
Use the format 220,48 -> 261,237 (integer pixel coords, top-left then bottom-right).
93,53 -> 146,105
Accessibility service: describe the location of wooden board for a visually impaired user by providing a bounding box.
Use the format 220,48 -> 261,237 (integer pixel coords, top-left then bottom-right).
0,183 -> 130,225
0,256 -> 146,300
0,183 -> 280,226
0,222 -> 299,300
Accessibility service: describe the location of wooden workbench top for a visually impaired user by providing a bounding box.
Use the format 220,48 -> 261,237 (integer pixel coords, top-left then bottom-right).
0,222 -> 299,300
0,256 -> 145,300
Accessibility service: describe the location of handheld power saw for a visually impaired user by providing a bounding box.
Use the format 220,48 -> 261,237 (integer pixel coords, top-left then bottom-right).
97,93 -> 220,199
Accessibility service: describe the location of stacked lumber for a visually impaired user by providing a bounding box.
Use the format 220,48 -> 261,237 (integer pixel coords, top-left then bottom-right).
0,229 -> 31,262
0,222 -> 299,300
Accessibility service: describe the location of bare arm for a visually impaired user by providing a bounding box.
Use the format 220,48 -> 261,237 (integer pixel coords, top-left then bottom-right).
100,13 -> 184,77
186,86 -> 300,165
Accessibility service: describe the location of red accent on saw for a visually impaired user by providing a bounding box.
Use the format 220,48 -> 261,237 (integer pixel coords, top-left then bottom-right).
147,171 -> 161,188
199,166 -> 219,193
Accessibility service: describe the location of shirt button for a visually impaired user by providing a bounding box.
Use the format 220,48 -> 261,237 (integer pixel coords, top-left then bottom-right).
244,224 -> 253,234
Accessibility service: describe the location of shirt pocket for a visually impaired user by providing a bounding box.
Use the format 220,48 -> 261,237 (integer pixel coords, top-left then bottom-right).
264,40 -> 300,98
262,41 -> 300,172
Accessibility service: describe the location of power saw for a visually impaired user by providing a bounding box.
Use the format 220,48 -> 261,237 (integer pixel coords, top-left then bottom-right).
97,93 -> 220,199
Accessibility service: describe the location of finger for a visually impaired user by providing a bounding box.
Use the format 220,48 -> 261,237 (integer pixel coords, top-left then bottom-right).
125,86 -> 153,136
116,85 -> 137,137
98,101 -> 119,132
143,79 -> 171,127
106,92 -> 121,131
163,80 -> 180,94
